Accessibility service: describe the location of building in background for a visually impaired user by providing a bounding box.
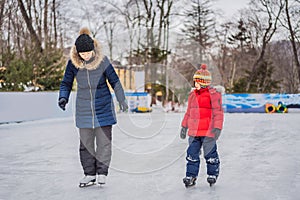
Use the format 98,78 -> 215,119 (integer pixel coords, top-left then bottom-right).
112,61 -> 145,92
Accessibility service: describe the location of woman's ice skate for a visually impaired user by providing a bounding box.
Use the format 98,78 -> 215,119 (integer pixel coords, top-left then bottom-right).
79,175 -> 96,188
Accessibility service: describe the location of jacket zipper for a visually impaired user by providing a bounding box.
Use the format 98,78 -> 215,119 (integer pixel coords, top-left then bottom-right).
86,68 -> 95,128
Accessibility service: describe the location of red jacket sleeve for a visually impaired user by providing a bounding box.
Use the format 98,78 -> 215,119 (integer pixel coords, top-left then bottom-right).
211,91 -> 224,129
181,92 -> 193,128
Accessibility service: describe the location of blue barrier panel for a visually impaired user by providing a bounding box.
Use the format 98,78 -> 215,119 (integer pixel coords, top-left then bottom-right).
223,93 -> 300,113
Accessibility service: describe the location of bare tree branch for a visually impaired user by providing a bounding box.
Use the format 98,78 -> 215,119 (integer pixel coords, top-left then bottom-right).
17,0 -> 43,52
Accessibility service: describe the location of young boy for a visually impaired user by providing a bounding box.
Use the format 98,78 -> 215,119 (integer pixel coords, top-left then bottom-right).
180,64 -> 224,187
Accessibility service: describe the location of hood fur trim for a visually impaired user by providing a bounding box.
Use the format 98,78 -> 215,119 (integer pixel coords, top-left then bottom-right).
79,27 -> 92,35
70,39 -> 103,70
213,85 -> 225,94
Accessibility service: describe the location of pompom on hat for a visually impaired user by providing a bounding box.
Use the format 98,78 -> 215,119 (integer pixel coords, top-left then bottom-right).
75,28 -> 95,53
193,64 -> 212,86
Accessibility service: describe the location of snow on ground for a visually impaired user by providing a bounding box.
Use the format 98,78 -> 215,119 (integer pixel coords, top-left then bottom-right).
0,111 -> 300,200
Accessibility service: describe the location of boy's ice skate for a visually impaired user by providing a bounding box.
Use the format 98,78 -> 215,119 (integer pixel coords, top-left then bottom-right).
207,175 -> 217,187
79,175 -> 96,188
97,174 -> 106,185
183,176 -> 197,188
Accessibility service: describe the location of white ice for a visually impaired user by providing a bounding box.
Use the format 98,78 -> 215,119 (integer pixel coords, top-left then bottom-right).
1,108 -> 300,200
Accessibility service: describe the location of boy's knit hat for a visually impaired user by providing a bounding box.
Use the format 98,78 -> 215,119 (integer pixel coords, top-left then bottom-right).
193,64 -> 212,86
75,28 -> 94,53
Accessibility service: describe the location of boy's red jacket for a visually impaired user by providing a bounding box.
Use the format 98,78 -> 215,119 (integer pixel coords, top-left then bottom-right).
181,87 -> 224,138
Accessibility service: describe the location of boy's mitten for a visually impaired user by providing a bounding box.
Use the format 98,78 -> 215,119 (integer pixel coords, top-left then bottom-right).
212,128 -> 221,140
180,127 -> 188,139
58,98 -> 68,111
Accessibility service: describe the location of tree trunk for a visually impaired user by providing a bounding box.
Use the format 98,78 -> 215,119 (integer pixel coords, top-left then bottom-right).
0,0 -> 5,32
17,0 -> 43,52
285,0 -> 300,90
52,0 -> 57,47
44,0 -> 48,50
246,0 -> 284,92
0,0 -> 5,55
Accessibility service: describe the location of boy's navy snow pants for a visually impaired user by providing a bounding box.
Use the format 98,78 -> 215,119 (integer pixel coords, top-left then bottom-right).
186,136 -> 220,178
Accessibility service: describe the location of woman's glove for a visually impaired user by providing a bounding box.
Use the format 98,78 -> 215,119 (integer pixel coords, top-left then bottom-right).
58,98 -> 68,111
180,127 -> 188,139
211,128 -> 221,140
119,100 -> 128,112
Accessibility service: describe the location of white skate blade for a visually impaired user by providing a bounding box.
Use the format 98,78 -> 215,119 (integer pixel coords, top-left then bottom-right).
79,181 -> 96,188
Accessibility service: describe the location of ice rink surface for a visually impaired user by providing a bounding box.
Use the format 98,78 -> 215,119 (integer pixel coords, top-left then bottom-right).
0,111 -> 300,200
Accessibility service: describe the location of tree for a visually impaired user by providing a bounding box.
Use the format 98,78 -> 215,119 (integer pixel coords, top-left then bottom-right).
233,60 -> 280,93
0,0 -> 65,91
182,0 -> 216,64
228,19 -> 252,53
227,19 -> 256,92
17,0 -> 43,52
281,0 -> 300,91
270,40 -> 299,93
126,0 -> 173,101
245,0 -> 285,92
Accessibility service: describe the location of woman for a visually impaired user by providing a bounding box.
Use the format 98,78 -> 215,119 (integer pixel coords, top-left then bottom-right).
58,27 -> 128,187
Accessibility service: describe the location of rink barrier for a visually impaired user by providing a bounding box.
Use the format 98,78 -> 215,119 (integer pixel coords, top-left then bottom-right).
223,93 -> 299,113
1,92 -> 300,124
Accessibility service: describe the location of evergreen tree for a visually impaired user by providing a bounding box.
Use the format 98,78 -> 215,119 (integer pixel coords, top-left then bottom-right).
228,19 -> 252,53
182,0 -> 216,64
0,46 -> 65,91
233,60 -> 280,93
0,51 -> 33,91
35,47 -> 65,91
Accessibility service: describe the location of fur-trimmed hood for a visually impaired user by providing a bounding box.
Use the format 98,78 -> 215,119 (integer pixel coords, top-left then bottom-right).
191,85 -> 225,94
213,85 -> 225,94
70,32 -> 104,70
